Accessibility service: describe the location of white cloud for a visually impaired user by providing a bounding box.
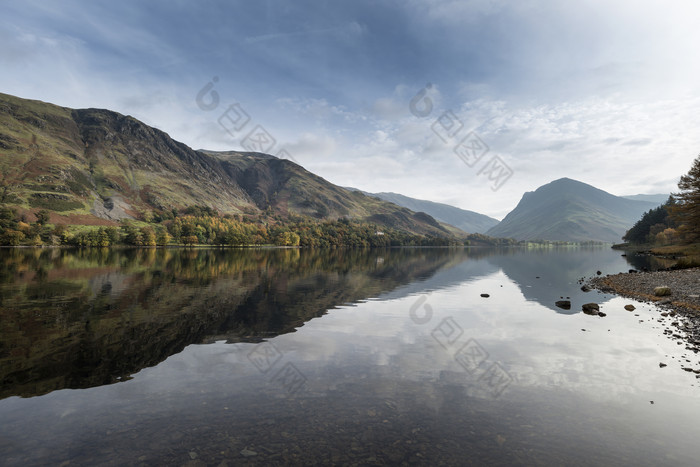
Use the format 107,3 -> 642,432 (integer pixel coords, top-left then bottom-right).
292,92 -> 700,219
275,97 -> 363,127
244,21 -> 366,45
283,132 -> 338,162
3,1 -> 700,219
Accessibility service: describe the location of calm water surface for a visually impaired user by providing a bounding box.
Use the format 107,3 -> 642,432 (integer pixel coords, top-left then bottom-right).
0,247 -> 698,466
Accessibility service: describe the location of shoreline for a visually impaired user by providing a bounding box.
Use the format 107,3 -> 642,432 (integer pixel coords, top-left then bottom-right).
589,267 -> 700,313
589,267 -> 700,355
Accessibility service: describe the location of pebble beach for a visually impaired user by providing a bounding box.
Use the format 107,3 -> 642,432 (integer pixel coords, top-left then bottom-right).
590,267 -> 700,354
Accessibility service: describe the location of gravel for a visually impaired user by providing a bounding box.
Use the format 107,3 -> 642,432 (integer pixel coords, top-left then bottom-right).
589,267 -> 700,354
590,268 -> 700,312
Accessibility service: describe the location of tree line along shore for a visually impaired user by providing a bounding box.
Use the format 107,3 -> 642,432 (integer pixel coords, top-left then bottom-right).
0,205 -> 522,248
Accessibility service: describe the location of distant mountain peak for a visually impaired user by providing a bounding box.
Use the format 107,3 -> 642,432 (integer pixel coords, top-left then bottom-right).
345,189 -> 499,234
537,177 -> 604,192
487,178 -> 661,242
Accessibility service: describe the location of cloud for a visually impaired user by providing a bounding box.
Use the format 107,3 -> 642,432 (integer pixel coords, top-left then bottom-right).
299,91 -> 700,218
275,97 -> 362,126
283,132 -> 338,162
244,21 -> 366,45
3,0 -> 700,219
371,97 -> 408,120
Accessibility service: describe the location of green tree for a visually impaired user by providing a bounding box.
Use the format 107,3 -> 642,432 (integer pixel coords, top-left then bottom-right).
105,227 -> 121,244
96,228 -> 110,247
182,235 -> 198,246
121,221 -> 143,245
170,220 -> 182,243
0,207 -> 18,229
155,226 -> 171,246
623,201 -> 674,244
35,210 -> 50,225
140,226 -> 157,246
2,229 -> 24,245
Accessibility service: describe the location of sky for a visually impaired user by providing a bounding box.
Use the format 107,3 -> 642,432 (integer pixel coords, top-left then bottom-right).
2,0 -> 700,219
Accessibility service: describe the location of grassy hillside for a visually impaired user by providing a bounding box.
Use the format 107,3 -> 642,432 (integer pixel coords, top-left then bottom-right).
0,93 -> 453,238
204,150 -> 453,236
487,178 -> 660,243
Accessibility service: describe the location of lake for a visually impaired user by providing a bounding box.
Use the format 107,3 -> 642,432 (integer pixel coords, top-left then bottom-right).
1,246 -> 698,466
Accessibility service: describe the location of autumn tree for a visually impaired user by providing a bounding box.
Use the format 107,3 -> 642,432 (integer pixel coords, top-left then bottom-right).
155,226 -> 171,246
623,200 -> 675,244
671,154 -> 700,242
140,226 -> 157,246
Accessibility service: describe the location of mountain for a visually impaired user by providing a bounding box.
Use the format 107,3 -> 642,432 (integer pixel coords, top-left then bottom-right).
622,193 -> 670,204
486,178 -> 660,243
352,191 -> 499,234
0,92 -> 451,237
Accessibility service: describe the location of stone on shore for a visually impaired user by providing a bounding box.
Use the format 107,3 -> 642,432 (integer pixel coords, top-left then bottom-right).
654,286 -> 671,297
582,303 -> 600,315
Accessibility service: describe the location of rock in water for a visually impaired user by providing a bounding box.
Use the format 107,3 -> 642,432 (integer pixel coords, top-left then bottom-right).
582,303 -> 600,315
624,304 -> 635,311
240,449 -> 257,457
654,286 -> 671,297
555,300 -> 571,310
480,293 -> 490,298
581,285 -> 591,292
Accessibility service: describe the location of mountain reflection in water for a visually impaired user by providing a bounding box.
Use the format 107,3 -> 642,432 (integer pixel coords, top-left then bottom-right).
1,247 -> 479,399
0,246 -> 667,400
2,246 -> 699,466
